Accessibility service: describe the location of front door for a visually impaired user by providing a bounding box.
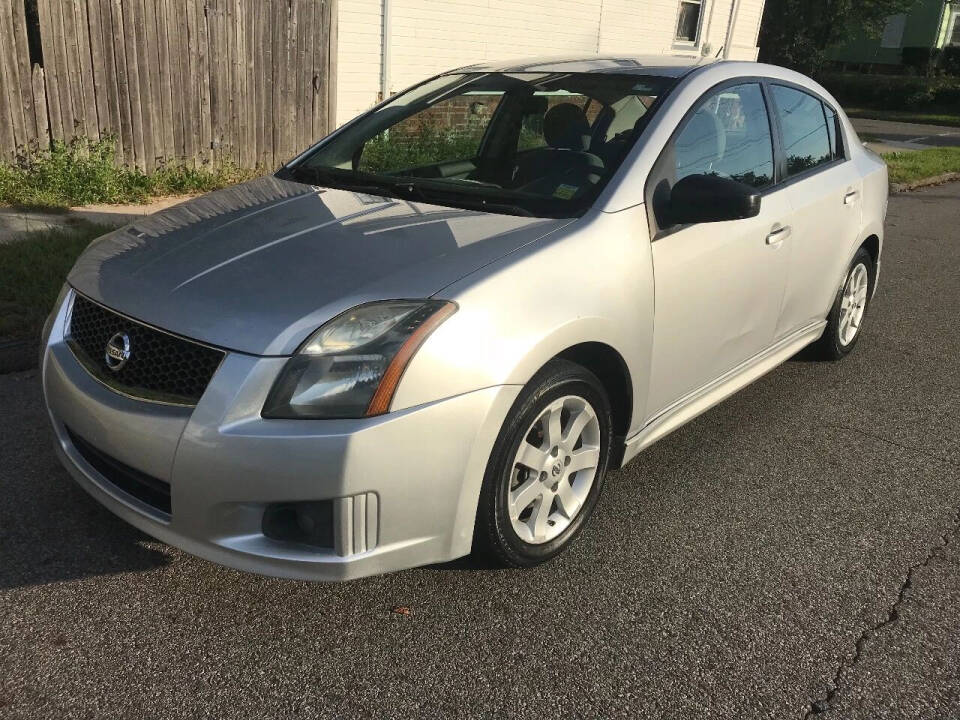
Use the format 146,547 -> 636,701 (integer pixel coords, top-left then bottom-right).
644,82 -> 792,418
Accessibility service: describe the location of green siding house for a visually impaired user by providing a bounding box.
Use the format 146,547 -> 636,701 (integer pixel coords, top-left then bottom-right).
828,0 -> 960,67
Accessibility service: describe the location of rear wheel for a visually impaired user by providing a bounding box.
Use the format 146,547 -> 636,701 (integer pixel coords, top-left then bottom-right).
813,247 -> 874,360
475,359 -> 613,567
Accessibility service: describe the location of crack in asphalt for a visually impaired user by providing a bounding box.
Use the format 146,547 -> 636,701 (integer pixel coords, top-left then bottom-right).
803,505 -> 960,717
827,423 -> 957,469
802,424 -> 960,717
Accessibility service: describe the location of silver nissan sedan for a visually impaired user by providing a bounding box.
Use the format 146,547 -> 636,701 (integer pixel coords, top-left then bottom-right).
41,56 -> 887,580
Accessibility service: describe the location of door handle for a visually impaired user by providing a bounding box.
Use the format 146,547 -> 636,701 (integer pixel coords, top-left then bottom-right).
766,225 -> 791,245
844,190 -> 859,205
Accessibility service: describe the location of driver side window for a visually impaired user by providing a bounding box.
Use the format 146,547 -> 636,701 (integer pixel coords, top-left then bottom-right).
674,83 -> 774,189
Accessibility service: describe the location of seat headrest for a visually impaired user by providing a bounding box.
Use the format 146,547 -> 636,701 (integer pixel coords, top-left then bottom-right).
543,103 -> 591,150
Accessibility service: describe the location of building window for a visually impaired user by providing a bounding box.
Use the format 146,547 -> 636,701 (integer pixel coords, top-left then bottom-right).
675,0 -> 703,44
880,14 -> 907,49
948,9 -> 960,46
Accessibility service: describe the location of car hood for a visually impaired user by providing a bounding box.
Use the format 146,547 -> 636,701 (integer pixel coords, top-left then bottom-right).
69,176 -> 570,355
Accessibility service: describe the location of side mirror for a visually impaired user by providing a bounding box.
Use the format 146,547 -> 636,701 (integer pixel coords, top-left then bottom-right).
669,173 -> 762,225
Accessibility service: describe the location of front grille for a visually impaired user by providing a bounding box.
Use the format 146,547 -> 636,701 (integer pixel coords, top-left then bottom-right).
67,293 -> 224,405
66,427 -> 172,518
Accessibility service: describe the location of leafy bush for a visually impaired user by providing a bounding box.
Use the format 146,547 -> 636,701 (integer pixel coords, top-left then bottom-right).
819,72 -> 960,111
358,123 -> 485,174
0,136 -> 257,209
901,47 -> 939,75
944,47 -> 960,76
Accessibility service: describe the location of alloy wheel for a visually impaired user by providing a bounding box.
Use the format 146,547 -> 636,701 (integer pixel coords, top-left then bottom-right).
838,262 -> 869,346
507,395 -> 601,544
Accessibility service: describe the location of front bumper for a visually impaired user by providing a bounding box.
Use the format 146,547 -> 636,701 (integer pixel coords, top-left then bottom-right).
42,291 -> 519,581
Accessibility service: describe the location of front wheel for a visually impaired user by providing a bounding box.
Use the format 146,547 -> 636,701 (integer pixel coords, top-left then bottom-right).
813,247 -> 874,360
475,359 -> 613,568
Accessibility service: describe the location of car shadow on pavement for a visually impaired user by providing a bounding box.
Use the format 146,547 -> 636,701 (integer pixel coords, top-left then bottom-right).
0,461 -> 172,591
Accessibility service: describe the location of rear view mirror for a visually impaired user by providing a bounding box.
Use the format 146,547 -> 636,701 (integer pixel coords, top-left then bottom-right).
669,174 -> 762,225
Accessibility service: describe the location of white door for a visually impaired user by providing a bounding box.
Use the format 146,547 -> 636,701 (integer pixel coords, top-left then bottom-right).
768,85 -> 864,337
645,82 -> 792,418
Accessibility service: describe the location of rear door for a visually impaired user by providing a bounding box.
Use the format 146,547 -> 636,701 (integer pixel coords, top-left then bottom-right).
644,82 -> 793,418
767,84 -> 863,338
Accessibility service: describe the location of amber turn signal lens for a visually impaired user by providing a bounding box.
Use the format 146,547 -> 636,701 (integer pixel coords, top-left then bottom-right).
365,302 -> 457,416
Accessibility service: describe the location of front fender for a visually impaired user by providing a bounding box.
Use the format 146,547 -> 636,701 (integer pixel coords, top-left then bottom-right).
391,205 -> 655,438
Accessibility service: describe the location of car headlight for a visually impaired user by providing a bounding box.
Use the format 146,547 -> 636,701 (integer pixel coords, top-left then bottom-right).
262,300 -> 457,419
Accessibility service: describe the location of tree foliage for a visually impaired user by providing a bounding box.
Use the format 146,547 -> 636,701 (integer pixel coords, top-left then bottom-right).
758,0 -> 921,76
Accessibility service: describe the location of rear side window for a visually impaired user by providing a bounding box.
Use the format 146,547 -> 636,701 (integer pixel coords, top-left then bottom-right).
673,83 -> 774,189
771,85 -> 833,177
824,104 -> 844,159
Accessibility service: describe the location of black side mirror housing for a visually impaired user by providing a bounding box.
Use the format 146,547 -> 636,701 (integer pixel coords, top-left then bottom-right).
668,173 -> 762,225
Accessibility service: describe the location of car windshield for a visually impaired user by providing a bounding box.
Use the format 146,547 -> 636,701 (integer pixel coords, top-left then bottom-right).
285,72 -> 676,218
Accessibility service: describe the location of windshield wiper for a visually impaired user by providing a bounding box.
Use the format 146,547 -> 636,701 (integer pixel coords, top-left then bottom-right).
387,179 -> 535,217
285,166 -> 538,217
285,166 -> 399,197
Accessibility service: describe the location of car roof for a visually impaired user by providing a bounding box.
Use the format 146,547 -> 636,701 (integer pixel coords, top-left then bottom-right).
449,54 -> 722,78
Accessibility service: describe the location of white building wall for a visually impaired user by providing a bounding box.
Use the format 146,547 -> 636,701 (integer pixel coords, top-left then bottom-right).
335,0 -> 767,127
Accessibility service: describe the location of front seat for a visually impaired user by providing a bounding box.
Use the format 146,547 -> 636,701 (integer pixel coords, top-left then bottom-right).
513,103 -> 605,194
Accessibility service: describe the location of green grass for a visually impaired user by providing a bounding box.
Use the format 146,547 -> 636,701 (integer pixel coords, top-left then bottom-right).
0,136 -> 258,209
0,222 -> 113,339
846,107 -> 960,128
882,147 -> 960,185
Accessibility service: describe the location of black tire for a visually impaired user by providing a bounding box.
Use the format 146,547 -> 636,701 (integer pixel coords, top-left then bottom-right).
812,247 -> 874,361
474,358 -> 613,568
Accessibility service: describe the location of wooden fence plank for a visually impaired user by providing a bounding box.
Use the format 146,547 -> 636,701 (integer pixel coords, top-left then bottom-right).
155,0 -> 175,163
242,0 -> 254,167
108,0 -> 134,165
173,0 -> 188,162
143,0 -> 165,166
184,0 -> 200,165
205,0 -> 218,162
161,0 -> 183,162
35,0 -> 60,142
270,0 -> 282,167
86,0 -> 112,143
94,0 -> 123,158
3,0 -> 333,169
10,0 -> 38,144
296,0 -> 312,150
0,1 -> 19,161
255,0 -> 268,167
312,0 -> 331,142
180,0 -> 195,164
46,0 -> 73,141
326,0 -> 336,135
231,0 -> 242,167
59,0 -> 85,138
31,64 -> 50,149
283,0 -> 297,161
72,0 -> 99,139
131,0 -> 156,169
198,0 -> 212,166
118,0 -> 146,168
0,0 -> 27,154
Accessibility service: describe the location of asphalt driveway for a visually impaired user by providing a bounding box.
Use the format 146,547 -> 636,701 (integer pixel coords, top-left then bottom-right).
851,117 -> 960,150
1,183 -> 959,719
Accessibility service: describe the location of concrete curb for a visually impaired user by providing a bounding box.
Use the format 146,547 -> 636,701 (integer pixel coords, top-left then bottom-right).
0,338 -> 38,374
1,194 -> 196,244
891,173 -> 960,193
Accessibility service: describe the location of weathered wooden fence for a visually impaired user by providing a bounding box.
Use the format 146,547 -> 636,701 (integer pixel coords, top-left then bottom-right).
0,0 -> 336,170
